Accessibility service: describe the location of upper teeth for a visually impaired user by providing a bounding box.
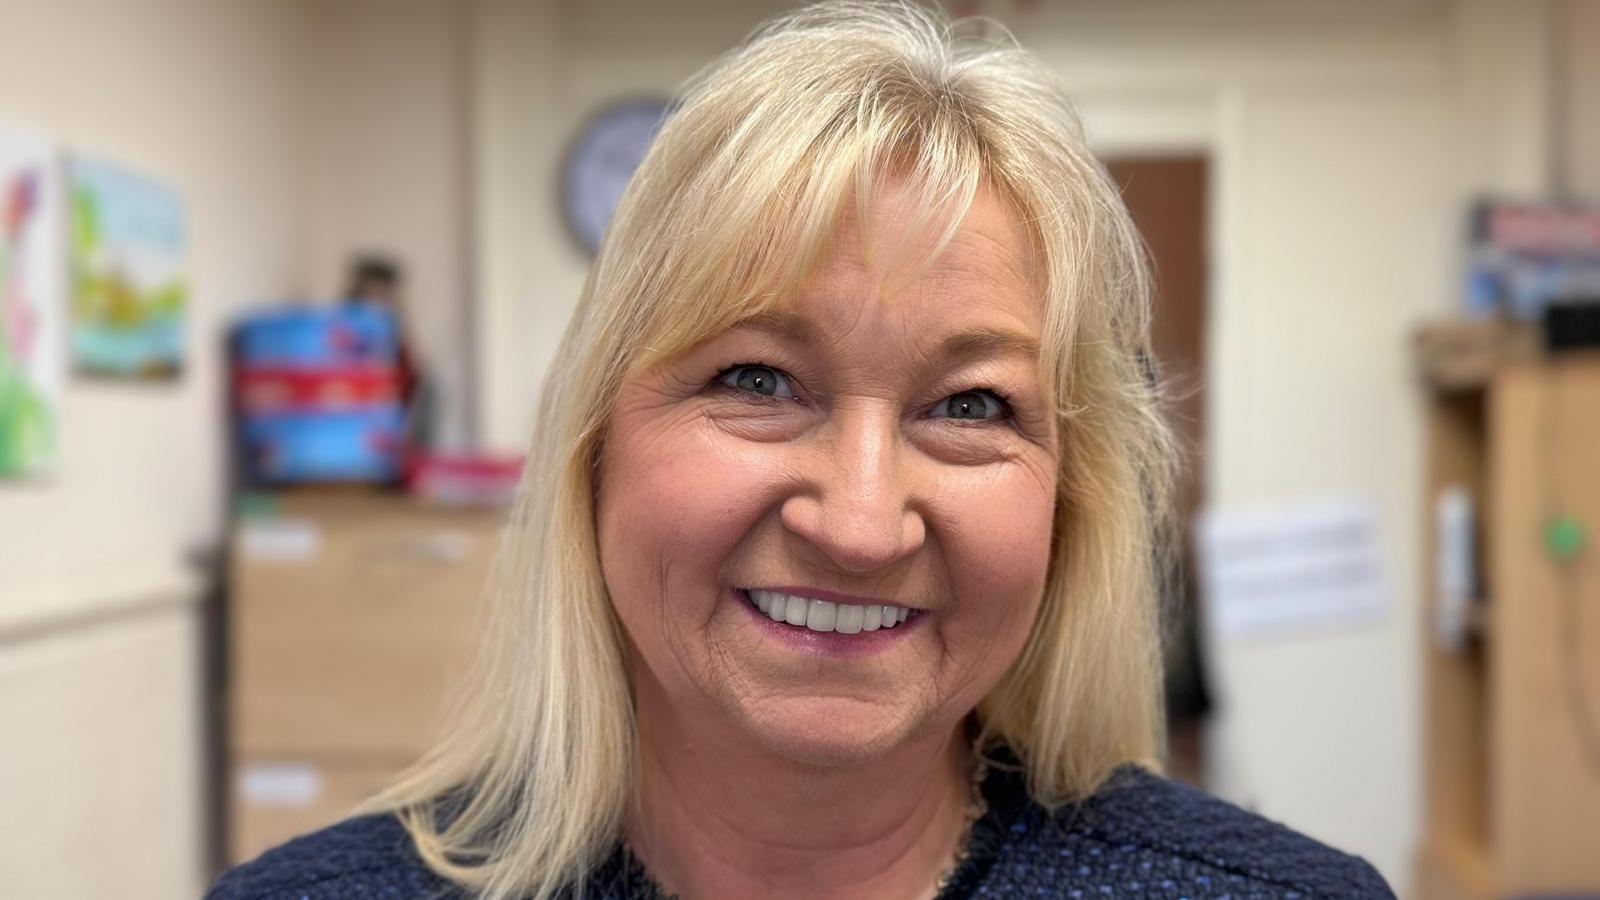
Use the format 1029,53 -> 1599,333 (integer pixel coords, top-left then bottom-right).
748,590 -> 912,633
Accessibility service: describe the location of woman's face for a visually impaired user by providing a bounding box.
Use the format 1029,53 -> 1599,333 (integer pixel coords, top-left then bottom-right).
595,180 -> 1059,765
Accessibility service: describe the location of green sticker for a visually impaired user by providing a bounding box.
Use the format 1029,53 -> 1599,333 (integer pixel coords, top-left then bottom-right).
1543,516 -> 1587,563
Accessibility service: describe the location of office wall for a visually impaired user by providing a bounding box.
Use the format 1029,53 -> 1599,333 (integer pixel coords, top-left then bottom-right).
0,1 -> 472,896
469,0 -> 1553,890
0,610 -> 203,898
1562,0 -> 1600,197
0,1 -> 308,895
0,0 -> 477,607
0,0 -> 307,612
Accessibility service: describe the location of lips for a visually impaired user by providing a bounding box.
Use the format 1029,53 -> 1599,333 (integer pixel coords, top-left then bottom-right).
743,588 -> 914,634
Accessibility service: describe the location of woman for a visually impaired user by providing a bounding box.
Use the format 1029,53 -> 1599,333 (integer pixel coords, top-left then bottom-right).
209,2 -> 1393,898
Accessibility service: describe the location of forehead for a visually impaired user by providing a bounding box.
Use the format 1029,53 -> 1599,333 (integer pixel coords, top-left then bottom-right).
763,178 -> 1042,346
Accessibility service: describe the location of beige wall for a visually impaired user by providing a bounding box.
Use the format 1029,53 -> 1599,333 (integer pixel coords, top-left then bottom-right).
1561,0 -> 1600,197
469,0 -> 1554,891
0,0 -> 306,604
0,0 -> 309,894
0,1 -> 471,896
0,610 -> 203,899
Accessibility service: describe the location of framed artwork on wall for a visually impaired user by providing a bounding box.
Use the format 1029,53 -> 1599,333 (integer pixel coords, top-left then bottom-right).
0,123 -> 64,478
67,154 -> 187,379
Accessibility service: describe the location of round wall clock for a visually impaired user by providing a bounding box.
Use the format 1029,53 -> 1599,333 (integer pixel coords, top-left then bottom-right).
561,98 -> 673,256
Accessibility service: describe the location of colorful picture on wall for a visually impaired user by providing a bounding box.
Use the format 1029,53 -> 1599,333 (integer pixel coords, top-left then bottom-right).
67,155 -> 186,378
0,125 -> 64,478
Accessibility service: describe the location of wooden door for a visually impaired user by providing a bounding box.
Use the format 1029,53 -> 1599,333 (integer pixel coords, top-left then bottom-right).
1104,156 -> 1211,779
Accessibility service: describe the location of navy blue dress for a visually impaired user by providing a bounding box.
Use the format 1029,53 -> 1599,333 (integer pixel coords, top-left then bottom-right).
207,760 -> 1393,899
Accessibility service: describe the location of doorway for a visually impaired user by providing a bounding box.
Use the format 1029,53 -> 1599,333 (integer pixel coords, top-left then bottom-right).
1103,155 -> 1212,784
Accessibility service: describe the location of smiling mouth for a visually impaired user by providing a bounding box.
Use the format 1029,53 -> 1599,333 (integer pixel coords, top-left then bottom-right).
740,588 -> 916,634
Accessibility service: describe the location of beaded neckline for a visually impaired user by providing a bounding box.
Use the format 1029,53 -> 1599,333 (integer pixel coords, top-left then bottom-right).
932,751 -> 992,895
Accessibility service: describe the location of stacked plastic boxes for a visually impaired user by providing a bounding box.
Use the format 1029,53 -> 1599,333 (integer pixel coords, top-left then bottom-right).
232,304 -> 405,484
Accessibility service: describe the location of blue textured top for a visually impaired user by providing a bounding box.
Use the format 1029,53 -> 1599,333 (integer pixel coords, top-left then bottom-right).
207,760 -> 1393,899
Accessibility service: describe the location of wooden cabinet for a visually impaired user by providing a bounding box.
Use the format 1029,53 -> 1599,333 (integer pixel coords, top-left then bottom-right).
226,493 -> 502,862
1416,332 -> 1600,899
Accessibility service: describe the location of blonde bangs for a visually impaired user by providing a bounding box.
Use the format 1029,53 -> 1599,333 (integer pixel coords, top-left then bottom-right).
611,56 -> 992,380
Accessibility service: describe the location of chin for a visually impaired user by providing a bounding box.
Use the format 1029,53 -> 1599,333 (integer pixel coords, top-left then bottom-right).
731,693 -> 929,767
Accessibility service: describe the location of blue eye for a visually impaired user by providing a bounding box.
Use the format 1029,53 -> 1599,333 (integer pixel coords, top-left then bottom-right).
930,390 -> 1009,421
718,363 -> 796,400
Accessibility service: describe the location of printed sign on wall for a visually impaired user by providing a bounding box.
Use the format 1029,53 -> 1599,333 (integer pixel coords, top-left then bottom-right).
1196,498 -> 1390,638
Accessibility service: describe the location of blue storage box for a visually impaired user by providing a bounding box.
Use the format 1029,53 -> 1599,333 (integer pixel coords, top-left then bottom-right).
231,303 -> 407,485
234,303 -> 398,368
239,407 -> 406,483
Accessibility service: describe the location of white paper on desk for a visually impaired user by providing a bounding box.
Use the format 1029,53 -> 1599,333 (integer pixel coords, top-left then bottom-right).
1195,499 -> 1389,638
239,763 -> 323,808
239,518 -> 322,563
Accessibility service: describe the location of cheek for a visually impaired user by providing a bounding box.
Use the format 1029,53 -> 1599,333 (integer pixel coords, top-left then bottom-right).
595,410 -> 784,628
933,463 -> 1057,659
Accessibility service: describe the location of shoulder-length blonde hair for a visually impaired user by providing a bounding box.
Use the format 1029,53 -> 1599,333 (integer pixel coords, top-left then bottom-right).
370,2 -> 1177,897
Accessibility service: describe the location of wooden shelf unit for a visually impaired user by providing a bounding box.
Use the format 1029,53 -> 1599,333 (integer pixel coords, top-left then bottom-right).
1416,327 -> 1600,899
226,492 -> 502,862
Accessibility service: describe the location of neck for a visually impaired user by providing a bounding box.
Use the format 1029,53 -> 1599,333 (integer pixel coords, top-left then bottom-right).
625,677 -> 975,900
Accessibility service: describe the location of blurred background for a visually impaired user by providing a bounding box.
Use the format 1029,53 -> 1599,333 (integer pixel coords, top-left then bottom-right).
2,0 -> 1599,897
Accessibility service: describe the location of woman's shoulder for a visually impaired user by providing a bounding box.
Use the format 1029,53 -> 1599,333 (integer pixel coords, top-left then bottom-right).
985,763 -> 1395,898
206,765 -> 1393,899
204,811 -> 464,900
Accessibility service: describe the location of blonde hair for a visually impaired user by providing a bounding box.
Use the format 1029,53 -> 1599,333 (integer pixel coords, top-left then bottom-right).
370,2 -> 1177,897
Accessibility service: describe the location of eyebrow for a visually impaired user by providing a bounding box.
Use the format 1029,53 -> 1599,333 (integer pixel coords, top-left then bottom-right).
732,309 -> 1041,361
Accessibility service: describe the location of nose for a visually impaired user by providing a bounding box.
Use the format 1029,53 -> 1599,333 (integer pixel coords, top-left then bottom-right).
779,402 -> 927,574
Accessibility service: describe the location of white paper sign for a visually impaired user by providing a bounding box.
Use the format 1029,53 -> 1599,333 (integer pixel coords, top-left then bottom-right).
1196,499 -> 1389,638
239,518 -> 322,563
238,763 -> 323,808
